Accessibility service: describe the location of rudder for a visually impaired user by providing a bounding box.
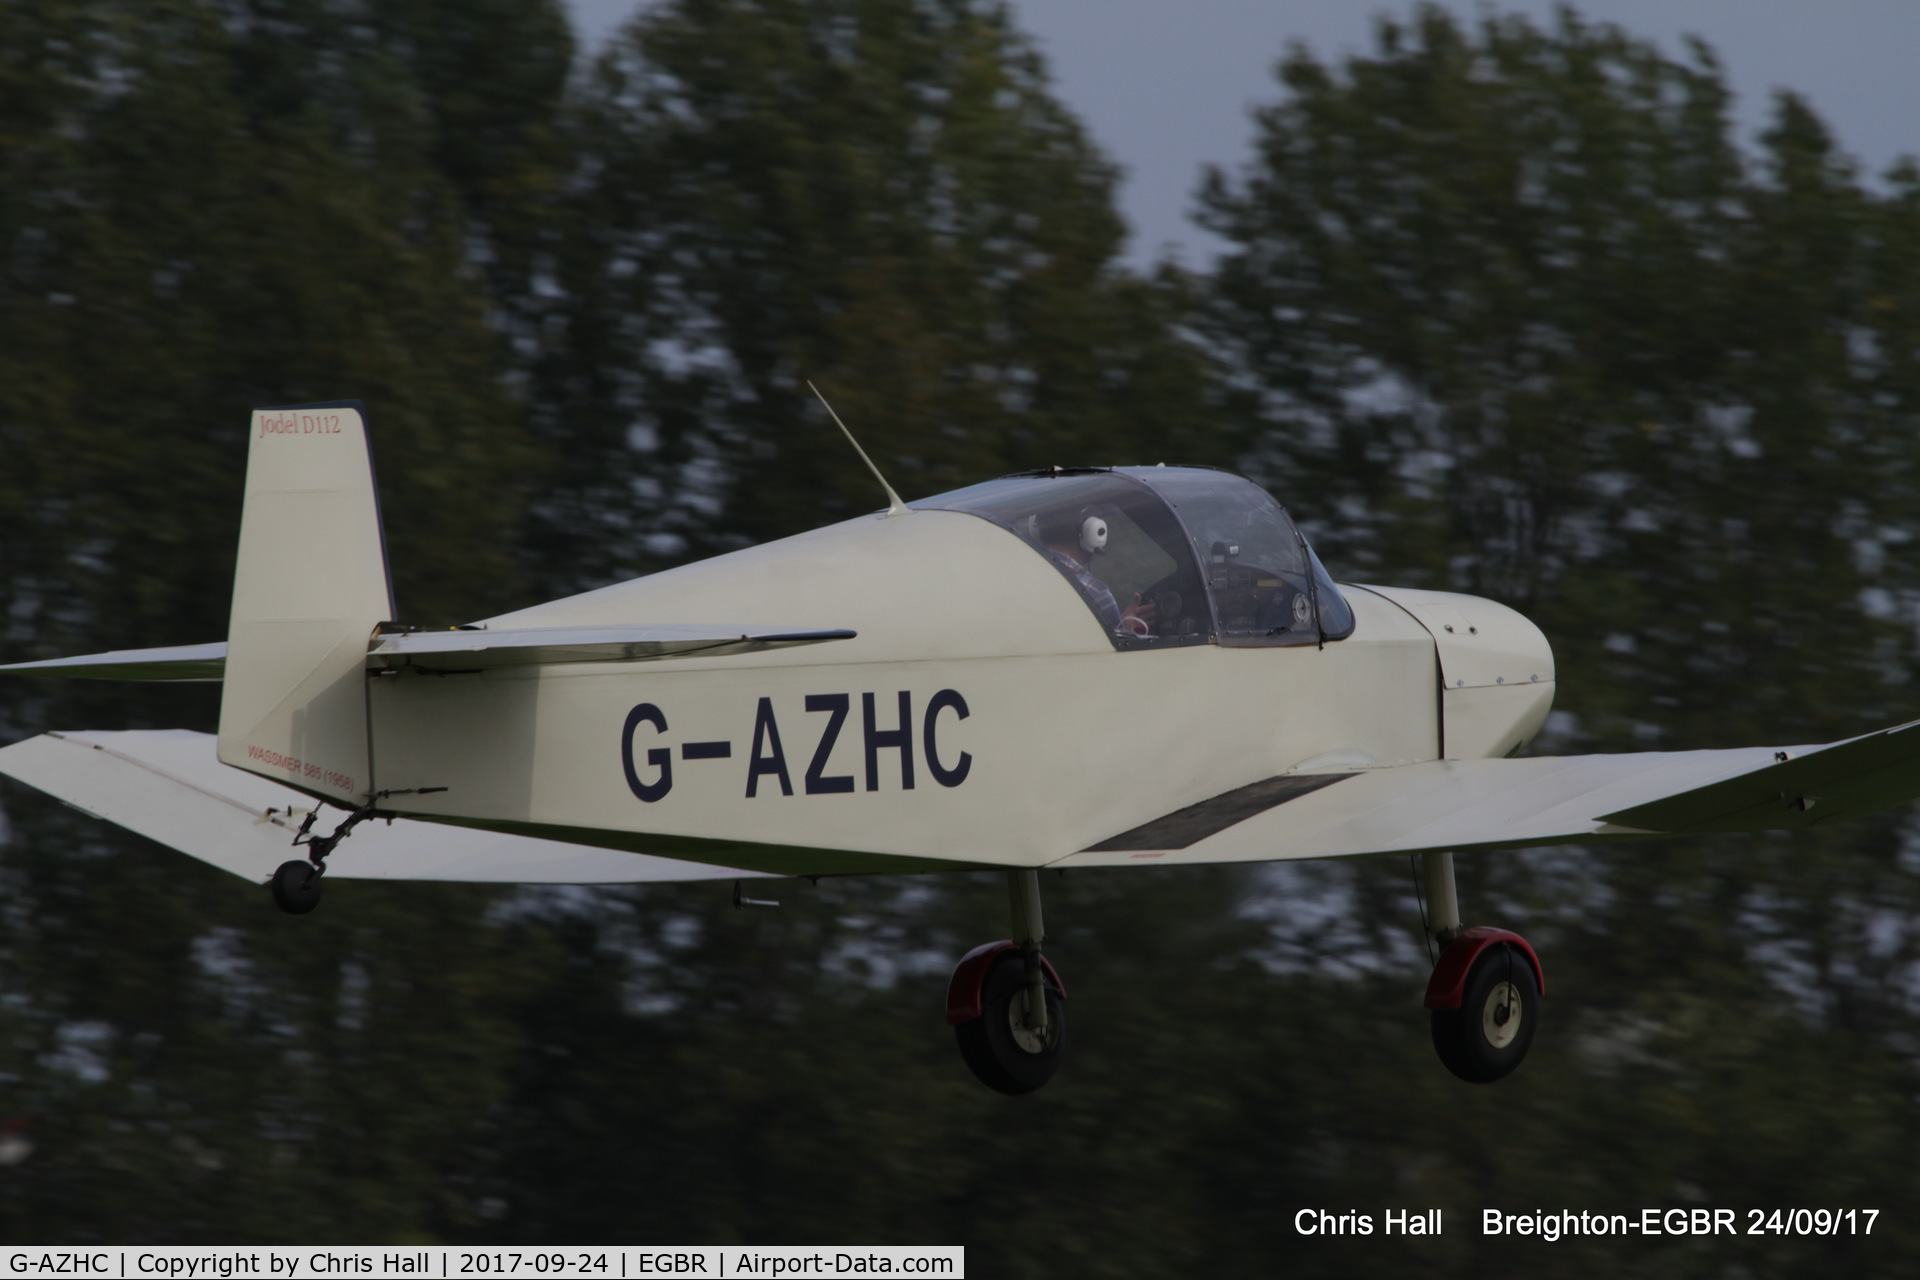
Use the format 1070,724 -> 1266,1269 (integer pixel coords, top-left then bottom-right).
216,401 -> 392,804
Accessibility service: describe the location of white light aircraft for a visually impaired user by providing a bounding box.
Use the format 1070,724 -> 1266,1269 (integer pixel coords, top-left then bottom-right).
6,400 -> 1920,1093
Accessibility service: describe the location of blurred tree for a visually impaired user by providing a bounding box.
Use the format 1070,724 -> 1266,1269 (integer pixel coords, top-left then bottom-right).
1191,6 -> 1920,1274
0,0 -> 566,1241
0,0 -> 560,665
521,0 -> 1224,589
1198,4 -> 1920,754
3,1 -> 1920,1271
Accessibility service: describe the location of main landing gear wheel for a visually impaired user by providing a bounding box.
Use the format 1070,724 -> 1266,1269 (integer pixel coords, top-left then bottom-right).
955,952 -> 1066,1096
949,869 -> 1065,1095
269,859 -> 322,915
1431,943 -> 1538,1084
1418,852 -> 1542,1084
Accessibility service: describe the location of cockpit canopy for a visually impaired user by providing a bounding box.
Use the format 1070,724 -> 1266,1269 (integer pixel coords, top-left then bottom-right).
915,467 -> 1356,650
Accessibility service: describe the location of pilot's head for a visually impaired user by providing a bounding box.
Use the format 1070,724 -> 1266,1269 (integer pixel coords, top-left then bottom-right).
1038,508 -> 1109,557
1078,515 -> 1108,555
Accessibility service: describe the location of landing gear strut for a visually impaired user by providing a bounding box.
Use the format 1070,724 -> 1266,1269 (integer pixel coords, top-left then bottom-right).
947,869 -> 1066,1095
1420,851 -> 1543,1084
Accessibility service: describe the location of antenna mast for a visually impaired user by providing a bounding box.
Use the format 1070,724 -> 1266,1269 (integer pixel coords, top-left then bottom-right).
809,381 -> 909,517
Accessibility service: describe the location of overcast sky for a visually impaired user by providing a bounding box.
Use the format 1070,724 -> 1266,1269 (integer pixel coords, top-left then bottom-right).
563,1 -> 1920,267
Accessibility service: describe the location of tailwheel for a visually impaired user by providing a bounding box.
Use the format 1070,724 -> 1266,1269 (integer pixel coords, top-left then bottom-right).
269,859 -> 322,915
1430,940 -> 1538,1083
954,951 -> 1066,1096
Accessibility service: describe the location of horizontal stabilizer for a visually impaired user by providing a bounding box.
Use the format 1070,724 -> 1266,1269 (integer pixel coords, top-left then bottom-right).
0,625 -> 856,682
368,623 -> 857,670
0,642 -> 228,682
0,730 -> 770,885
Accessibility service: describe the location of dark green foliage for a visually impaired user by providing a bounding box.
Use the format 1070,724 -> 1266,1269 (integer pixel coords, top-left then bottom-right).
2,1 -> 1920,1272
0,0 -> 560,1243
1191,7 -> 1920,1274
522,0 -> 1224,588
1199,6 -> 1920,753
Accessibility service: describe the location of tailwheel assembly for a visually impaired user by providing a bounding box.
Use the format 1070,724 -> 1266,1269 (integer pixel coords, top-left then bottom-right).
267,803 -> 361,916
265,787 -> 443,916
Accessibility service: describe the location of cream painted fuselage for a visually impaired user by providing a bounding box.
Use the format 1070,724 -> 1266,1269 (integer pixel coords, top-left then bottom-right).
366,510 -> 1554,874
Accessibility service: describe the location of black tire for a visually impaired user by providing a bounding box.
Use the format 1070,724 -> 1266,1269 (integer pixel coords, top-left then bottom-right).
954,953 -> 1066,1096
270,860 -> 322,915
1431,944 -> 1537,1084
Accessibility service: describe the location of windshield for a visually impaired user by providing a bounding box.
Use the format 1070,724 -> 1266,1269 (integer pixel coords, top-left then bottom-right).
1120,467 -> 1355,646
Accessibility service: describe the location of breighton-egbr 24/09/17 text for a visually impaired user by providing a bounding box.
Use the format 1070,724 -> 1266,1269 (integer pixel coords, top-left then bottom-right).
1483,1209 -> 1878,1239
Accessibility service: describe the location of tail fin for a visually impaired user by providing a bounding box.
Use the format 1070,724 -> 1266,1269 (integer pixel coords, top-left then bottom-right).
216,401 -> 392,805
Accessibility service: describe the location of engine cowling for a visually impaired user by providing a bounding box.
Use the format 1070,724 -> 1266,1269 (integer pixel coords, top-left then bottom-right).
1355,585 -> 1555,760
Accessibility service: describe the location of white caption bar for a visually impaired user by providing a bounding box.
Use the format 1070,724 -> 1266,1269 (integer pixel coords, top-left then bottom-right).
1,1249 -> 964,1279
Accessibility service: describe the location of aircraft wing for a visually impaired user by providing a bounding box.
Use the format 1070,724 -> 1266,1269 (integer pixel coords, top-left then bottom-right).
1058,718 -> 1920,869
0,730 -> 770,885
0,624 -> 855,680
10,715 -> 1916,883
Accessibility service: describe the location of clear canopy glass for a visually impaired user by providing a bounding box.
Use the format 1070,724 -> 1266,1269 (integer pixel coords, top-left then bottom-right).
915,466 -> 1354,649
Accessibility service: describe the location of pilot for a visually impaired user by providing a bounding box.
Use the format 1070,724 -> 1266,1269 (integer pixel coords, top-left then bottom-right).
1038,508 -> 1156,637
